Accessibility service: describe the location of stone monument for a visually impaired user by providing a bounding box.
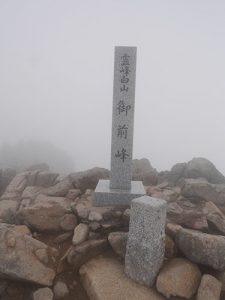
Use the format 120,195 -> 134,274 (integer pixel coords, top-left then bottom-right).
125,195 -> 167,286
94,46 -> 145,206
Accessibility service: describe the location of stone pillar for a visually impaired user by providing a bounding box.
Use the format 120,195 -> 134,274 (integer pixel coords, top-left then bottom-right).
125,196 -> 167,286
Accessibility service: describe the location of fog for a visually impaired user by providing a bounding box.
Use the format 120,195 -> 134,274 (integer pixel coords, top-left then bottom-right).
1,0 -> 225,174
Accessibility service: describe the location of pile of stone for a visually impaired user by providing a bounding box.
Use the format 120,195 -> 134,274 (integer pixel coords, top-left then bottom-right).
0,157 -> 224,300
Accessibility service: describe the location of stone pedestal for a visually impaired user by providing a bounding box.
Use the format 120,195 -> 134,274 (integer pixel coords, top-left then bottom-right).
94,179 -> 145,206
125,196 -> 167,286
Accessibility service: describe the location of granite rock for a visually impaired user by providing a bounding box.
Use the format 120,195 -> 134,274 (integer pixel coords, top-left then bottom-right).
156,258 -> 201,299
196,274 -> 222,300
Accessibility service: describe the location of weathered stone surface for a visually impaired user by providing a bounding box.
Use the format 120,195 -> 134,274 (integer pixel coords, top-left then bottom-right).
67,239 -> 108,271
0,169 -> 16,197
165,235 -> 177,258
125,196 -> 167,286
196,274 -> 222,300
0,223 -> 56,285
88,211 -> 103,222
53,281 -> 69,299
59,213 -> 77,231
0,200 -> 19,223
33,287 -> 53,300
73,201 -> 90,220
43,179 -> 73,197
156,258 -> 201,299
185,157 -> 225,184
18,195 -> 74,232
181,178 -> 225,205
69,167 -> 109,192
66,189 -> 81,200
176,227 -> 225,271
34,171 -> 58,187
72,223 -> 89,245
108,231 -> 128,258
21,186 -> 43,200
132,158 -> 158,185
80,256 -> 166,300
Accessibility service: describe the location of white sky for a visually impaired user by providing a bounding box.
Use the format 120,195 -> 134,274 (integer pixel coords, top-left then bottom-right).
0,0 -> 225,173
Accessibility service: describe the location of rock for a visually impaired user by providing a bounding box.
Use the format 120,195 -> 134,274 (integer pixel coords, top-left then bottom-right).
167,163 -> 187,185
13,224 -> 31,236
33,287 -> 53,300
0,200 -> 19,223
88,211 -> 103,222
0,279 -> 9,296
185,157 -> 225,184
0,168 -> 16,197
0,223 -> 56,285
73,202 -> 90,220
44,179 -> 73,197
123,208 -> 130,223
165,235 -> 177,258
53,281 -> 69,299
69,167 -> 109,192
156,258 -> 201,299
18,195 -> 74,232
166,223 -> 182,239
80,256 -> 165,300
60,213 -> 77,231
72,223 -> 89,245
66,189 -> 81,200
108,231 -> 128,258
217,271 -> 225,291
132,158 -> 158,185
54,232 -> 72,244
34,171 -> 58,187
25,163 -> 49,172
67,239 -> 108,271
21,186 -> 43,200
176,227 -> 225,271
181,178 -> 225,205
196,274 -> 222,300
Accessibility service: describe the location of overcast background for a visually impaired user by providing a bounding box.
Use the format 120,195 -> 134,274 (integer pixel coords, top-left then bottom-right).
0,0 -> 225,174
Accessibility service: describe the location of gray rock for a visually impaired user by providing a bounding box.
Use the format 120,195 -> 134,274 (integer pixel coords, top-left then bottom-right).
176,227 -> 225,271
185,157 -> 225,184
60,213 -> 77,231
196,274 -> 222,300
53,281 -> 69,299
132,158 -> 158,185
72,223 -> 89,245
88,211 -> 103,222
125,196 -> 167,286
44,179 -> 73,197
0,200 -> 19,223
69,167 -> 109,192
34,171 -> 58,187
0,223 -> 56,285
33,287 -> 53,300
108,231 -> 128,258
18,195 -> 74,232
156,258 -> 201,299
66,189 -> 81,200
181,178 -> 225,205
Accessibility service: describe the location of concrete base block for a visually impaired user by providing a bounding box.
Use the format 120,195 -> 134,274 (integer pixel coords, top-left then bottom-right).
94,180 -> 145,206
125,196 -> 167,287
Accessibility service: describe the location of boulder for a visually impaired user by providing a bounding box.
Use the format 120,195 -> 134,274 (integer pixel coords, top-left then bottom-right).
0,223 -> 56,285
176,227 -> 225,271
80,256 -> 165,300
185,157 -> 225,184
53,281 -> 69,299
0,169 -> 16,196
43,178 -> 73,197
72,223 -> 89,245
69,167 -> 109,192
165,235 -> 177,258
18,194 -> 75,232
181,178 -> 225,205
132,158 -> 158,185
196,274 -> 222,300
156,258 -> 201,299
67,239 -> 108,271
33,287 -> 53,300
108,231 -> 128,258
0,200 -> 19,223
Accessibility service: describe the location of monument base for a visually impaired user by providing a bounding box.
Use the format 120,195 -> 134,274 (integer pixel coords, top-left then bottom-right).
94,179 -> 146,206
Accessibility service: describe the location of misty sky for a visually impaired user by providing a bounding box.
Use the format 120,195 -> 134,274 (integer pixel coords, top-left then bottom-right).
1,1 -> 225,174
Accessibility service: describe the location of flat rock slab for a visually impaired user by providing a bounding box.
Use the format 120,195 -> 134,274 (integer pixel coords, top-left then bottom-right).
0,223 -> 56,286
79,256 -> 165,300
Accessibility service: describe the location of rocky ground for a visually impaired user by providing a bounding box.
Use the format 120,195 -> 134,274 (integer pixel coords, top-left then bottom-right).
0,157 -> 224,300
